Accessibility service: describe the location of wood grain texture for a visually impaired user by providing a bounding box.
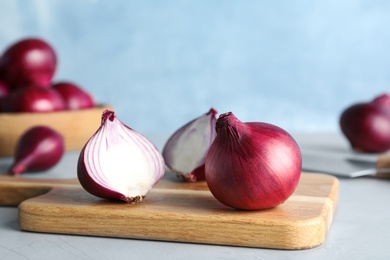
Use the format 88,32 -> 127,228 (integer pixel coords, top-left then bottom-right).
14,173 -> 339,250
0,105 -> 111,156
0,176 -> 79,206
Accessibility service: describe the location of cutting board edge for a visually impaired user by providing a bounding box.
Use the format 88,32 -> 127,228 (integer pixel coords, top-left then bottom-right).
18,207 -> 333,250
17,174 -> 339,250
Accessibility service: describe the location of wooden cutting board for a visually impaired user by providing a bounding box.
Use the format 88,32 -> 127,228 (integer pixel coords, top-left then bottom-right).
0,173 -> 338,250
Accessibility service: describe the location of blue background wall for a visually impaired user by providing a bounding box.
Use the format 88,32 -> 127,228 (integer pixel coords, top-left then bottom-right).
1,0 -> 389,136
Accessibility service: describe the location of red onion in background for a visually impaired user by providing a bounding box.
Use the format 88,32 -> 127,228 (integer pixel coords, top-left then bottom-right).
340,98 -> 390,153
52,81 -> 95,110
0,38 -> 57,89
205,112 -> 302,210
0,80 -> 9,111
371,93 -> 390,112
162,108 -> 217,182
0,80 -> 9,97
3,86 -> 66,112
9,126 -> 65,175
77,110 -> 165,203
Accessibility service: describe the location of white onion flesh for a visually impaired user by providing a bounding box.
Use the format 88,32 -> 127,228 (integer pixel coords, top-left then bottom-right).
162,108 -> 217,181
78,110 -> 165,203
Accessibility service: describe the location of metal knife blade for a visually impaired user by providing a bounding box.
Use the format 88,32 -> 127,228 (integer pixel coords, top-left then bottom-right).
301,150 -> 390,178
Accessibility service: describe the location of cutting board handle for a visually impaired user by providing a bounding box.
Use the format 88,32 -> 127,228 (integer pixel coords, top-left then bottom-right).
0,176 -> 79,206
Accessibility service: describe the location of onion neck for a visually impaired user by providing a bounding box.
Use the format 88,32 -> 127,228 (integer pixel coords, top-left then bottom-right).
216,112 -> 248,141
9,155 -> 34,175
101,110 -> 115,124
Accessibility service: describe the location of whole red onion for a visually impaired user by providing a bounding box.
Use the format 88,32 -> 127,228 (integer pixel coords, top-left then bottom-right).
205,112 -> 302,210
9,126 -> 65,175
340,100 -> 390,153
52,81 -> 95,110
3,86 -> 66,112
0,38 -> 57,89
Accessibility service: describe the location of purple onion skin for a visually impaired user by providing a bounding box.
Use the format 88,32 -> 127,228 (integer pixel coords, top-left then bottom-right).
0,80 -> 9,97
205,112 -> 302,210
0,38 -> 57,89
77,112 -> 131,201
52,82 -> 95,110
0,97 -> 6,112
340,102 -> 390,153
77,110 -> 165,203
9,126 -> 65,175
3,86 -> 66,112
0,80 -> 9,111
188,164 -> 205,182
77,145 -> 127,202
371,93 -> 390,111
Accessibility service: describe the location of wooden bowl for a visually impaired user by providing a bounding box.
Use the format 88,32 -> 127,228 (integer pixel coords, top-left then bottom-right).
0,105 -> 111,157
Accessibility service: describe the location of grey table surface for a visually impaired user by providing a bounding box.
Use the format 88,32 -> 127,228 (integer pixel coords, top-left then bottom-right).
0,133 -> 389,260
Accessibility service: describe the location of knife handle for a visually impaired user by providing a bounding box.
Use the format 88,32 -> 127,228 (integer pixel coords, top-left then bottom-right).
375,155 -> 390,179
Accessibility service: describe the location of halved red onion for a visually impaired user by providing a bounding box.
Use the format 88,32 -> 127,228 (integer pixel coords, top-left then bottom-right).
162,108 -> 217,182
77,110 -> 165,203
